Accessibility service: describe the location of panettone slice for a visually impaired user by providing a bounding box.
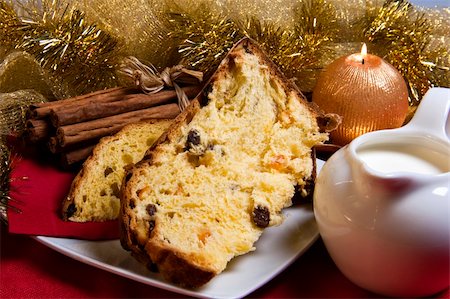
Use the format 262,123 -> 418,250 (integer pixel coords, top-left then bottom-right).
120,38 -> 339,288
62,120 -> 172,222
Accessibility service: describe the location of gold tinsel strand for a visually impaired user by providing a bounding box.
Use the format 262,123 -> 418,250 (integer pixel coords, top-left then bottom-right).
0,138 -> 25,224
239,17 -> 297,75
158,0 -> 338,82
0,1 -> 20,52
161,1 -> 240,77
363,0 -> 450,105
419,6 -> 450,94
3,0 -> 121,97
286,0 -> 339,82
294,0 -> 339,40
0,139 -> 12,224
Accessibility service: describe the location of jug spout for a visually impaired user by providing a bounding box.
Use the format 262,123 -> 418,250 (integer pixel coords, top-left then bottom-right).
405,87 -> 450,142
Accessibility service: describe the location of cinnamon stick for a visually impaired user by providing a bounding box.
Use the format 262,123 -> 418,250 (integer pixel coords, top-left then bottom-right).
57,103 -> 180,148
48,137 -> 62,153
50,85 -> 201,127
48,135 -> 98,154
28,87 -> 132,119
25,119 -> 51,142
60,144 -> 96,167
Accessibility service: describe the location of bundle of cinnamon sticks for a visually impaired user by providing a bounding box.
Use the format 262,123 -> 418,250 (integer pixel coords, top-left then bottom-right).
24,85 -> 201,167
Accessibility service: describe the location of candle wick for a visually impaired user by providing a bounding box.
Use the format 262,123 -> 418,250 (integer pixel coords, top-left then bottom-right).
362,58 -> 365,65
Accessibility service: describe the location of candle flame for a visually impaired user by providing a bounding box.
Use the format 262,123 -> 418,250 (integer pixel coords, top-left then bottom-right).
361,43 -> 367,56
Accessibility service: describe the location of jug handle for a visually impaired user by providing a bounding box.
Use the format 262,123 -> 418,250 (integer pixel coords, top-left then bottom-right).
405,87 -> 450,142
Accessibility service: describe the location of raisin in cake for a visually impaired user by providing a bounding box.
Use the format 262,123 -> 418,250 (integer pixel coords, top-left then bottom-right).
120,38 -> 339,287
62,119 -> 172,222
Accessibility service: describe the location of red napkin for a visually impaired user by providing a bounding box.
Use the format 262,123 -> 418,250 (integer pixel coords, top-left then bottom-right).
7,149 -> 119,240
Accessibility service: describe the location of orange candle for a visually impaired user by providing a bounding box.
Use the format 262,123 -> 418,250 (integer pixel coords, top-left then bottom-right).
312,44 -> 409,146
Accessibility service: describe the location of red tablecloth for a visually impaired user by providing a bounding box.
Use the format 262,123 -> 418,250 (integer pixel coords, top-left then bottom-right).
0,224 -> 448,298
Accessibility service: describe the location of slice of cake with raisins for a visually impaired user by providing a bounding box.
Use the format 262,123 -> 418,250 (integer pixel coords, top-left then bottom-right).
120,38 -> 340,288
61,120 -> 172,222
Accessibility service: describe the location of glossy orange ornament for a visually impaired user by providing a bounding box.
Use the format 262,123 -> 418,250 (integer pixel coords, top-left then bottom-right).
312,44 -> 409,146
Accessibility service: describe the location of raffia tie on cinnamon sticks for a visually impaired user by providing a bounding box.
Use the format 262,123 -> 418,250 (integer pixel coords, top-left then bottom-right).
24,62 -> 203,167
119,57 -> 203,112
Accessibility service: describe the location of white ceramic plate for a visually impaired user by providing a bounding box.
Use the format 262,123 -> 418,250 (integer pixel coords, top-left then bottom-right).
34,160 -> 324,299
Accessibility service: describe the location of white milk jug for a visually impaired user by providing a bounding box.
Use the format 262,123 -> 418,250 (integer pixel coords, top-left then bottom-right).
314,87 -> 450,297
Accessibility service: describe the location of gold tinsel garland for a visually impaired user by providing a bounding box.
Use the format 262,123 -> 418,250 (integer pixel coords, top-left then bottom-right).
0,1 -> 21,53
0,0 -> 448,100
145,0 -> 449,100
0,2 -> 16,54
156,0 -> 339,82
1,0 -> 121,98
363,0 -> 450,104
163,2 -> 240,75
